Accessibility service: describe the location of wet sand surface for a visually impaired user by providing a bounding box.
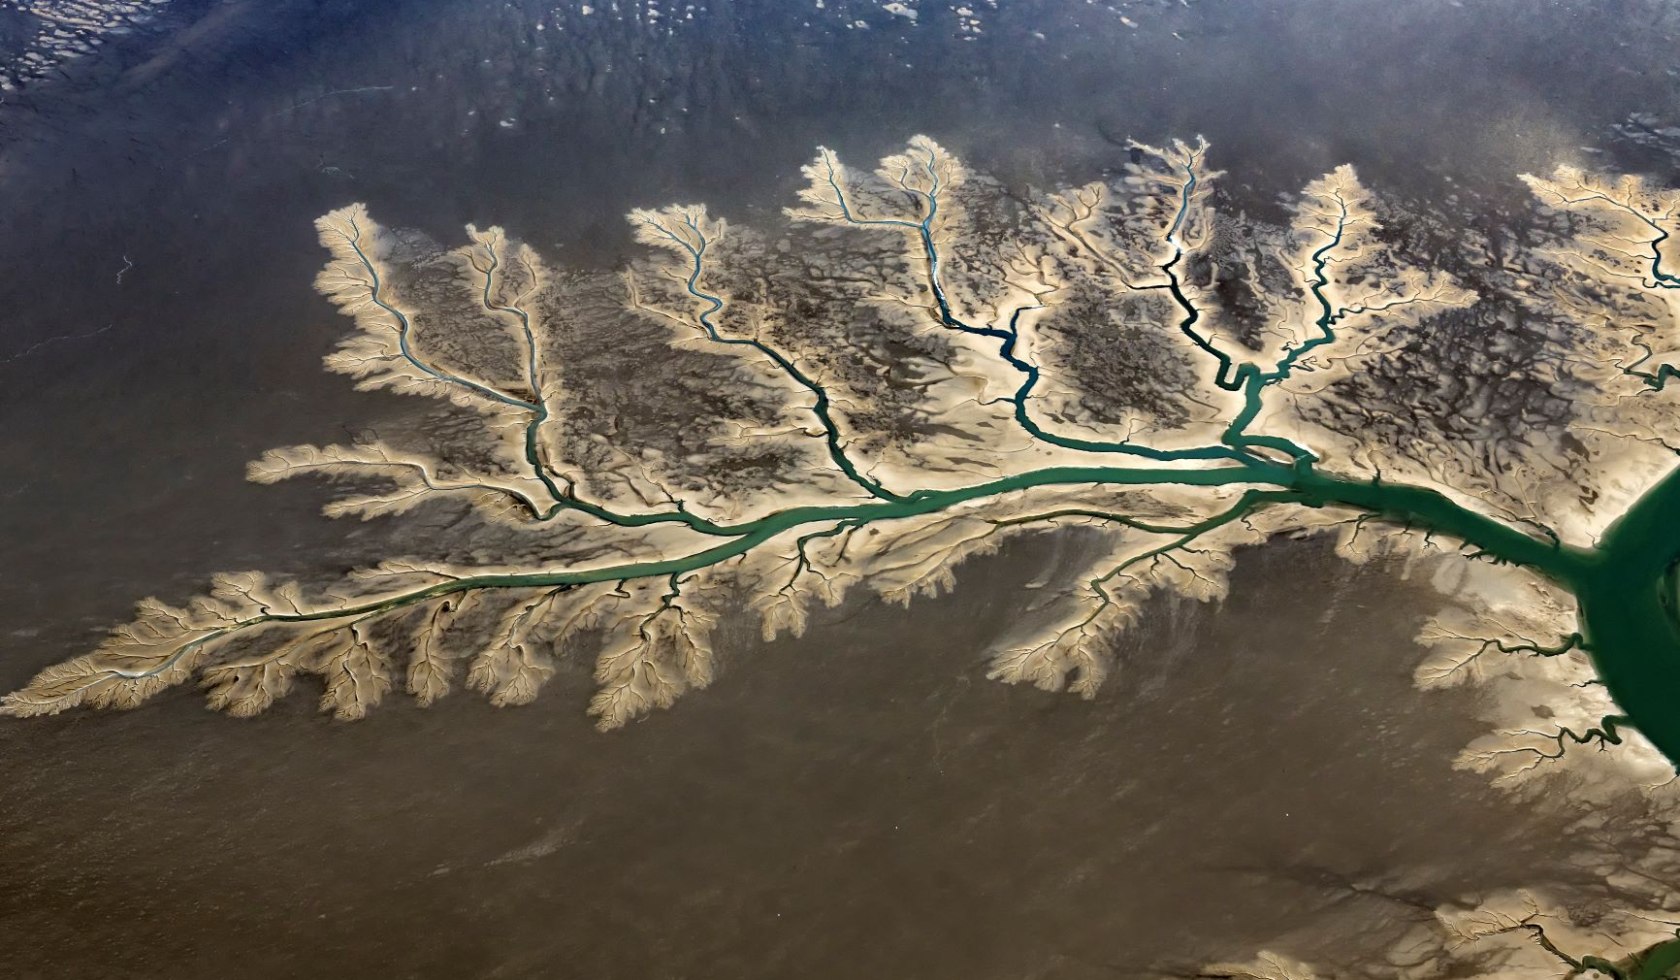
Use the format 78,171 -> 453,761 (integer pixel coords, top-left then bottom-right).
4,0 -> 1680,975
0,536 -> 1580,979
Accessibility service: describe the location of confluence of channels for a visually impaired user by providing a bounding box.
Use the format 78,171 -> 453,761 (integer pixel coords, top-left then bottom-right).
260,153 -> 1680,771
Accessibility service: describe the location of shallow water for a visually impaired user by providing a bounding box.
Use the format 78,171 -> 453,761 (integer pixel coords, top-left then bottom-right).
5,0 -> 1680,975
0,535 -> 1584,978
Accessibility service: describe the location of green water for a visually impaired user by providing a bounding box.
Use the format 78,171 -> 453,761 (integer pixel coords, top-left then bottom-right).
125,146 -> 1680,777
140,453 -> 1680,772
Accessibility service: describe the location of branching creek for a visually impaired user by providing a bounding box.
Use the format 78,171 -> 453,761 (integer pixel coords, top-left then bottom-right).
128,145 -> 1680,826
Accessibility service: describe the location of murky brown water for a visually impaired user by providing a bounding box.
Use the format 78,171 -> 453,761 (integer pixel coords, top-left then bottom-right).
0,535 -> 1582,978
6,0 -> 1680,975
